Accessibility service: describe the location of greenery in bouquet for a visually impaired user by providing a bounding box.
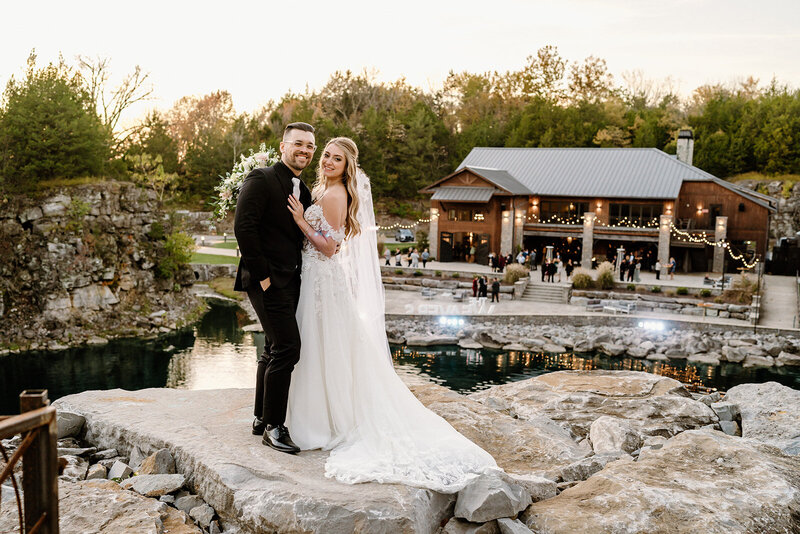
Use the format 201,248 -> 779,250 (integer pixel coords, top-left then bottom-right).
212,143 -> 279,220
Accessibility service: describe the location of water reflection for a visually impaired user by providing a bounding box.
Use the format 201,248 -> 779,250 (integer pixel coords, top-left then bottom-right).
1,302 -> 798,414
391,345 -> 800,394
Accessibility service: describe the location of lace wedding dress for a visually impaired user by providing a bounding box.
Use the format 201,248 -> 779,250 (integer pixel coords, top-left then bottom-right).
286,193 -> 498,494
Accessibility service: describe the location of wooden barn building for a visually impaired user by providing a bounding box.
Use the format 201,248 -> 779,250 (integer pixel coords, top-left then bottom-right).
422,131 -> 776,273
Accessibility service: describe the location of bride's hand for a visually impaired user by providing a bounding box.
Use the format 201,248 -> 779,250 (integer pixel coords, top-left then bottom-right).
287,195 -> 305,225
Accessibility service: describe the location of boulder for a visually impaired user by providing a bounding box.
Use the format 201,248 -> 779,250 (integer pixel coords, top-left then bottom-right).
442,518 -> 500,534
0,479 -> 201,533
505,473 -> 558,503
742,355 -> 775,368
120,473 -> 186,497
55,388 -> 456,533
459,338 -> 484,349
57,411 -> 86,438
138,448 -> 176,475
502,343 -> 529,351
625,347 -> 649,358
107,460 -> 133,481
497,517 -> 533,534
709,402 -> 740,422
175,493 -> 206,514
598,343 -> 625,356
522,430 -> 800,533
724,381 -> 800,455
405,334 -> 459,346
409,383 -> 588,475
541,343 -> 567,354
469,371 -> 716,440
720,346 -> 747,363
589,416 -> 641,454
60,455 -> 89,482
189,503 -> 216,528
85,463 -> 107,480
776,351 -> 800,366
687,352 -> 721,365
454,472 -> 531,523
557,452 -> 629,484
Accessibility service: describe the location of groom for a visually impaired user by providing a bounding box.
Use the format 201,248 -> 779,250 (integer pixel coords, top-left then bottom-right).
234,122 -> 315,454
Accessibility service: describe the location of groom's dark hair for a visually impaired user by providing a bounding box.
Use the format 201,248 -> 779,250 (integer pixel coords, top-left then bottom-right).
283,122 -> 315,139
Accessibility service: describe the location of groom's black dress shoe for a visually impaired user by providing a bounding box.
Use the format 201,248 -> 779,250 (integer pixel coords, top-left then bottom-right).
262,424 -> 300,454
252,417 -> 266,436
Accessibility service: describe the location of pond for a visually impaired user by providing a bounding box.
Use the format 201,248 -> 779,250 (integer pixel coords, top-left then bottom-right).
1,302 -> 798,414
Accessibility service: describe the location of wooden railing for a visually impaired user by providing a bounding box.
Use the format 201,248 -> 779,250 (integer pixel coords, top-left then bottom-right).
0,390 -> 60,534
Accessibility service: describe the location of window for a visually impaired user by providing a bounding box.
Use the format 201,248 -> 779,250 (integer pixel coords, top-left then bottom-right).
447,208 -> 486,222
609,203 -> 662,226
539,201 -> 589,224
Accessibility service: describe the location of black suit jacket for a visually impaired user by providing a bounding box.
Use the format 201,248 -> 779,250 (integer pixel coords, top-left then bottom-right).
233,161 -> 312,291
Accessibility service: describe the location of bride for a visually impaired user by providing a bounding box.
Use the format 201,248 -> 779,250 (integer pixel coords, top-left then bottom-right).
285,137 -> 498,493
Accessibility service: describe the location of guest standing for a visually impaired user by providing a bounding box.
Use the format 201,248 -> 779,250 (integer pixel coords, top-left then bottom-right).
491,278 -> 500,303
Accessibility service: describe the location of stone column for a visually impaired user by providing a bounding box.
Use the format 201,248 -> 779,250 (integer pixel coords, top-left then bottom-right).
513,204 -> 525,252
501,210 -> 512,256
658,214 -> 673,278
713,216 -> 727,274
429,207 -> 439,259
581,212 -> 595,269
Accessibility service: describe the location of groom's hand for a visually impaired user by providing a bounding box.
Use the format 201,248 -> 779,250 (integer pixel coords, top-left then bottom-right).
260,277 -> 271,291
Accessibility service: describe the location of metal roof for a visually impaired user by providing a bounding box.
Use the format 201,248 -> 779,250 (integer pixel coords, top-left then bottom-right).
463,167 -> 533,195
431,186 -> 495,202
456,147 -> 718,199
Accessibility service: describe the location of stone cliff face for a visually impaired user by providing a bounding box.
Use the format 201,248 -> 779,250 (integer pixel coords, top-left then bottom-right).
0,181 -> 203,351
737,179 -> 800,240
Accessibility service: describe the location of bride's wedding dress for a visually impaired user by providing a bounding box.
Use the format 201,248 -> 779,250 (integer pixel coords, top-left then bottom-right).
286,179 -> 498,494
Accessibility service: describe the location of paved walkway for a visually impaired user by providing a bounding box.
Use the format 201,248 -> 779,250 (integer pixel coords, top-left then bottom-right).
759,275 -> 798,330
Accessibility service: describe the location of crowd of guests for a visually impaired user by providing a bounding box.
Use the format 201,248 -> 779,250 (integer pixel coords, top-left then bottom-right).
383,247 -> 430,268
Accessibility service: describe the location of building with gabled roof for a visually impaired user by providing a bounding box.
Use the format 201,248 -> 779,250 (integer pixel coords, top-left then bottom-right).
421,132 -> 776,273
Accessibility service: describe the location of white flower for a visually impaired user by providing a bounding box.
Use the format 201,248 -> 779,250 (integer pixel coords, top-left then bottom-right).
254,153 -> 268,166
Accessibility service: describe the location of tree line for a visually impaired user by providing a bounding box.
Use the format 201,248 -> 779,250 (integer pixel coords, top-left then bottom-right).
1,48 -> 799,209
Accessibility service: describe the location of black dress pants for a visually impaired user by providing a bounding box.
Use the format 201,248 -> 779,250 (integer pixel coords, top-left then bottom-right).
246,272 -> 301,426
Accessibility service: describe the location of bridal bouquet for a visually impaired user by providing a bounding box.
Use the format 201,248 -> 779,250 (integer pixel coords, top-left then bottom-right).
212,143 -> 279,220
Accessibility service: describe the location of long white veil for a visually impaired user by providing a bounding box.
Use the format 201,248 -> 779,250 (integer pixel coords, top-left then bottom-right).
340,169 -> 391,362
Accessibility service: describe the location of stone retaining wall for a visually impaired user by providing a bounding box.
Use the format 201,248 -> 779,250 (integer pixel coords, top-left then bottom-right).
570,290 -> 755,321
382,276 -> 515,299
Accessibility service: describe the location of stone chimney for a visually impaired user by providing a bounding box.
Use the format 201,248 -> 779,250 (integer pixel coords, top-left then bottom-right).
676,129 -> 694,166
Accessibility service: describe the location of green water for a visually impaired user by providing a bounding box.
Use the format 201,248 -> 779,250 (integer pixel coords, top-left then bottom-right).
1,303 -> 798,414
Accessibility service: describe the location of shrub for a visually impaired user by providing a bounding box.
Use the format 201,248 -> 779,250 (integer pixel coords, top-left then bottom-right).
596,261 -> 615,290
676,287 -> 688,295
452,272 -> 460,278
651,286 -> 662,293
377,240 -> 385,256
394,268 -> 404,275
413,270 -> 423,277
626,283 -> 636,291
156,230 -> 195,279
699,288 -> 712,297
571,268 -> 594,289
504,263 -> 529,284
435,270 -> 442,277
665,290 -> 675,297
416,229 -> 429,251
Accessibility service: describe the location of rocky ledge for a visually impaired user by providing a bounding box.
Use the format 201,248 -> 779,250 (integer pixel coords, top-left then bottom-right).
0,182 -> 204,352
386,317 -> 800,369
0,371 -> 795,533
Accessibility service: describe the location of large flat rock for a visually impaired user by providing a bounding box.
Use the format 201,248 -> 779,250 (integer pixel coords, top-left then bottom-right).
469,371 -> 717,440
408,383 -> 588,476
522,429 -> 800,533
54,388 -> 454,534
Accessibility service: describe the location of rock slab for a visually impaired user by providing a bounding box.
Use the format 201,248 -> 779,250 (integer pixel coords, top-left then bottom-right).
55,388 -> 455,534
724,381 -> 800,455
522,430 -> 800,533
455,472 -> 531,523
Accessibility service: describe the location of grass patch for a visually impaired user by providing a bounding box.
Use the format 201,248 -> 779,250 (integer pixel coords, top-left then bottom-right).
210,241 -> 239,250
190,253 -> 238,265
207,276 -> 242,300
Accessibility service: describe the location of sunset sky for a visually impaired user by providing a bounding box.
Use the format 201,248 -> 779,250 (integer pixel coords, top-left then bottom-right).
2,0 -> 798,125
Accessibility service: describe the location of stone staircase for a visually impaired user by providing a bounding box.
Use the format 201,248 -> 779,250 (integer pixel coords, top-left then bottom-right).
521,280 -> 571,303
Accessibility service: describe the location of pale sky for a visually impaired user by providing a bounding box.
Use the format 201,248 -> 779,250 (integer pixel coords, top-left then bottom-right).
2,0 -> 799,128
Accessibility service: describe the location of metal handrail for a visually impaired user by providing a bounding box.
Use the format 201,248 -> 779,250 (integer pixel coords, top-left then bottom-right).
0,390 -> 60,534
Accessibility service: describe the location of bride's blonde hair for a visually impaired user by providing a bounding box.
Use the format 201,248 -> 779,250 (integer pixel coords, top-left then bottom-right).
312,137 -> 361,239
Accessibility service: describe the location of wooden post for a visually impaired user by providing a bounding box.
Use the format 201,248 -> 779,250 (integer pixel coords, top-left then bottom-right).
20,389 -> 59,534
